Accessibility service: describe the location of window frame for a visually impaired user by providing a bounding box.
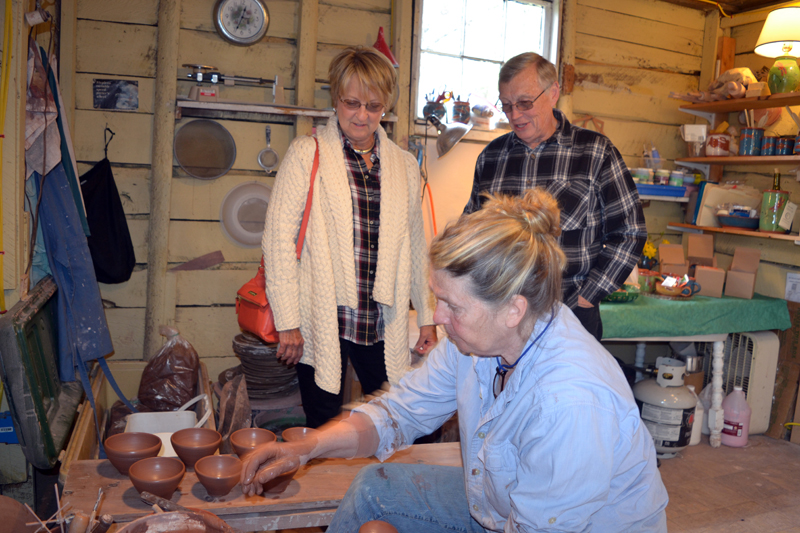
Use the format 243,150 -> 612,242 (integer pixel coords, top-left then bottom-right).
410,0 -> 561,138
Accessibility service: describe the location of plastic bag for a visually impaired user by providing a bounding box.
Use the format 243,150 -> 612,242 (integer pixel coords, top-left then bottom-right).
138,326 -> 200,412
217,373 -> 251,454
699,384 -> 713,435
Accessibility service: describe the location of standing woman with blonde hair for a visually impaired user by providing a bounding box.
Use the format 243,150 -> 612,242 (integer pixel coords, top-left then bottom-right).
262,46 -> 437,428
244,189 -> 668,532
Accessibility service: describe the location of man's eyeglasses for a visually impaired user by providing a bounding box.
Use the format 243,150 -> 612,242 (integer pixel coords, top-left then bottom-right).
499,84 -> 552,115
493,367 -> 508,399
340,97 -> 385,113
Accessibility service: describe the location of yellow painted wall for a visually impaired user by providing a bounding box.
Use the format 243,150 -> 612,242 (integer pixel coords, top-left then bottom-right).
66,0 -> 392,378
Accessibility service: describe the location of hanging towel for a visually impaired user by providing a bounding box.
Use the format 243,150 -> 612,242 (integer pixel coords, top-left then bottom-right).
80,159 -> 136,283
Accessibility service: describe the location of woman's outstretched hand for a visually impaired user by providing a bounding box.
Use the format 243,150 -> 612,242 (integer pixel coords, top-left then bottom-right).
240,438 -> 316,496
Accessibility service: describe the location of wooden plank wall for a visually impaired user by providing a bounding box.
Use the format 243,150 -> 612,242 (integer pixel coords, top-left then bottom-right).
572,0 -> 705,243
71,0 -> 391,375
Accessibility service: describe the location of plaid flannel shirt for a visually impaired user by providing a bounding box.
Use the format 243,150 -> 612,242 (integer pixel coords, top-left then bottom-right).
338,132 -> 384,344
464,109 -> 646,308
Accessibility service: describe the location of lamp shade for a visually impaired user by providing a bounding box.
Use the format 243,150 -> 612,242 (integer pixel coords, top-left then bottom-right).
426,115 -> 473,157
754,7 -> 800,58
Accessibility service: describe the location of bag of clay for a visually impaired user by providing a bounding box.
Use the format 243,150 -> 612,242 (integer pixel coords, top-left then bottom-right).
217,373 -> 251,454
138,326 -> 200,412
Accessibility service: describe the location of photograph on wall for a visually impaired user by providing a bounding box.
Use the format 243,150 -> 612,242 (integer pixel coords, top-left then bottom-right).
93,79 -> 139,111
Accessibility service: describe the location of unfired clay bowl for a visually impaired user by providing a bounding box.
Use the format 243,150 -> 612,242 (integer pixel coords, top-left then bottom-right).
170,428 -> 222,468
194,454 -> 242,498
230,428 -> 277,458
104,432 -> 162,475
280,426 -> 319,443
359,520 -> 399,533
128,456 -> 185,499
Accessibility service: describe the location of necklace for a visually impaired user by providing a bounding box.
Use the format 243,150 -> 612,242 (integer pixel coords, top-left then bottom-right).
352,143 -> 375,154
493,311 -> 555,398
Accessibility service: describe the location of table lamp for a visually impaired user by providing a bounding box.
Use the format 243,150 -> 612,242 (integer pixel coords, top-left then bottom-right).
754,6 -> 800,94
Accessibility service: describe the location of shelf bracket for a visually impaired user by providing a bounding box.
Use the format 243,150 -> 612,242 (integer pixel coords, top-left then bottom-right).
678,106 -> 715,125
674,161 -> 711,180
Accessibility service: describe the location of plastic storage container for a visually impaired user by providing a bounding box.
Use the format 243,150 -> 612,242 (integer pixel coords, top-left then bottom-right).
721,386 -> 751,447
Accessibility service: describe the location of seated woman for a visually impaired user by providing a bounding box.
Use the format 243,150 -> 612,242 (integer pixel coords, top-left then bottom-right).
242,189 -> 668,532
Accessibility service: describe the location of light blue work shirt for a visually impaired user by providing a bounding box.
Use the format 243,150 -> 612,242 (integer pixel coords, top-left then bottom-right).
355,303 -> 668,532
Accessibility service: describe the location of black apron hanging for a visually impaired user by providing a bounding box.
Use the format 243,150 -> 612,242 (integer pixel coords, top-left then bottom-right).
79,129 -> 136,283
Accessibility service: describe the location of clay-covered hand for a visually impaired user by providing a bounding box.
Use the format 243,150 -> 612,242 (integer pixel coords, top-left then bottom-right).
277,328 -> 304,365
412,325 -> 438,355
240,438 -> 317,496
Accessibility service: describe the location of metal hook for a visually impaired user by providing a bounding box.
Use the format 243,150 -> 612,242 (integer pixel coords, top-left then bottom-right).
104,125 -> 115,160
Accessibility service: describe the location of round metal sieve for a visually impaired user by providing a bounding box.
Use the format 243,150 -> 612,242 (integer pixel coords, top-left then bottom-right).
174,119 -> 237,180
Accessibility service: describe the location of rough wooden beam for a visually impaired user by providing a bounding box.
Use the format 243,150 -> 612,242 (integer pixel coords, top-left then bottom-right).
58,0 -> 77,129
392,0 -> 413,145
557,0 -> 576,122
296,0 -> 319,137
144,0 -> 181,359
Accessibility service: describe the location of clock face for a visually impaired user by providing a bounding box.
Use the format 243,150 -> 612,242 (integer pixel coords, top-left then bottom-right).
214,0 -> 270,46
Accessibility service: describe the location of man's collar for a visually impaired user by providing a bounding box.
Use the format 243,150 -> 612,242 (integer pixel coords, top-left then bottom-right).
510,108 -> 573,149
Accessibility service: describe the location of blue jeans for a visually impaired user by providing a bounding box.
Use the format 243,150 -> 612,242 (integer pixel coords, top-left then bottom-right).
327,464 -> 488,533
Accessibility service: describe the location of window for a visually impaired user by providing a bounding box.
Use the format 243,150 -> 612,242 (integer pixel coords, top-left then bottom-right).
415,0 -> 559,121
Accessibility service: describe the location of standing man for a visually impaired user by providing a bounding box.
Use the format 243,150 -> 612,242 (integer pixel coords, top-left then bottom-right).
464,52 -> 646,341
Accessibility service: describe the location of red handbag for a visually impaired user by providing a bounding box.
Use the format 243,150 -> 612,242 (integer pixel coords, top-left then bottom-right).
236,138 -> 319,343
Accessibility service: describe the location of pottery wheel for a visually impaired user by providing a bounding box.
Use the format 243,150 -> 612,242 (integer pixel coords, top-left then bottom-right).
231,333 -> 299,400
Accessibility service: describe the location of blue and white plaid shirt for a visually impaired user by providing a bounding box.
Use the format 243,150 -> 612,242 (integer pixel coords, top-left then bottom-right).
465,109 -> 646,308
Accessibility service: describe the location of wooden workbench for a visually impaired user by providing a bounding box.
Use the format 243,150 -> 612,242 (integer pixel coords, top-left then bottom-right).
62,442 -> 462,531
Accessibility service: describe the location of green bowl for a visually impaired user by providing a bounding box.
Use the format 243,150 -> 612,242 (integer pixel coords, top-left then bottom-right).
602,283 -> 640,304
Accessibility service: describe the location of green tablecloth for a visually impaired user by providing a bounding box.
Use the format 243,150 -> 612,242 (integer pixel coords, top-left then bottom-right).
600,293 -> 791,339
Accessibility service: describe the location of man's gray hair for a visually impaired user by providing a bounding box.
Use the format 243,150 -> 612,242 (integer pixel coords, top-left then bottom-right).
499,52 -> 557,89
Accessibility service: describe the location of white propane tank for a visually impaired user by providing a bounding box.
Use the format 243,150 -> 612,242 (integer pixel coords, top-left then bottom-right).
633,357 -> 697,458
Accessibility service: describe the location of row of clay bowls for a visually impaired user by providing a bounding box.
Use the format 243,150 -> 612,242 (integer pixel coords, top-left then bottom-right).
104,427 -> 318,499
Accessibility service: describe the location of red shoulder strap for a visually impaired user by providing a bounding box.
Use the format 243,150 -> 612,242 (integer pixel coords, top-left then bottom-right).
296,137 -> 319,260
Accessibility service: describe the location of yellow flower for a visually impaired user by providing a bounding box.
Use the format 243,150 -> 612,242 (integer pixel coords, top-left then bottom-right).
643,241 -> 657,259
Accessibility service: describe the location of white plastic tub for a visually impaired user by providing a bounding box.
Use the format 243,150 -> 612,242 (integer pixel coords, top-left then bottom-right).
125,395 -> 211,457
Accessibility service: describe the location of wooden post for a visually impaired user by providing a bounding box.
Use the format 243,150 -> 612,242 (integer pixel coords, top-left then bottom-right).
392,0 -> 413,146
144,0 -> 181,360
699,9 -> 722,94
295,0 -> 319,137
556,0 -> 575,123
57,0 -> 77,130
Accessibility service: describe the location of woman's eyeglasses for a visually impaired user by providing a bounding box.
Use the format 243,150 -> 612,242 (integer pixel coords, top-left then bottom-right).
339,98 -> 385,113
493,367 -> 508,399
499,83 -> 552,115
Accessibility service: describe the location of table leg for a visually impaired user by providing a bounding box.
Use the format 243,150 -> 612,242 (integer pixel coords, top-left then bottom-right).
709,339 -> 725,448
635,342 -> 646,383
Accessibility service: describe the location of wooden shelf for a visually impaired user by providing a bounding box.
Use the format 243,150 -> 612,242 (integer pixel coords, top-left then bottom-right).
667,222 -> 800,244
680,94 -> 800,114
639,195 -> 689,203
176,99 -> 398,123
676,155 -> 800,165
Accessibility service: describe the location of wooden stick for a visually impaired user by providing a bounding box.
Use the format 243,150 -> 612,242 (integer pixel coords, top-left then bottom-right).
23,503 -> 49,533
152,504 -> 164,514
54,483 -> 65,533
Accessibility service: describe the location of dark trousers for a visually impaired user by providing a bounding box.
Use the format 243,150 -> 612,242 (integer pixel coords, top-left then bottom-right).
572,305 -> 603,342
296,339 -> 387,428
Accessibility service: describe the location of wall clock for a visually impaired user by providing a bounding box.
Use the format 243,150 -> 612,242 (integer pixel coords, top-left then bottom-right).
213,0 -> 270,46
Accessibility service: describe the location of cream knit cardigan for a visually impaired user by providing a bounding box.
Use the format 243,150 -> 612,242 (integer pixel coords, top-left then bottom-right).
262,116 -> 435,395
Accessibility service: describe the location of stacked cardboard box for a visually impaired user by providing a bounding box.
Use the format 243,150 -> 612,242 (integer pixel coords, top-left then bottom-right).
658,244 -> 689,277
724,247 -> 761,299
